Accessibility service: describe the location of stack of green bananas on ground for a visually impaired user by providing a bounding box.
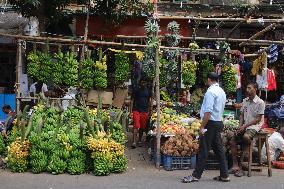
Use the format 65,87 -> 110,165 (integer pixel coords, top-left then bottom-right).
92,152 -> 113,176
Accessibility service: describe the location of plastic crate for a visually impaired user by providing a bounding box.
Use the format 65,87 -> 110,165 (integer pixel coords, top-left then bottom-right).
163,155 -> 196,171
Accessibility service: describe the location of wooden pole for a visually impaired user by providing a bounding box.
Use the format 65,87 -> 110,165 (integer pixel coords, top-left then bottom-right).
80,1 -> 90,62
239,23 -> 279,46
155,29 -> 161,169
16,39 -> 22,114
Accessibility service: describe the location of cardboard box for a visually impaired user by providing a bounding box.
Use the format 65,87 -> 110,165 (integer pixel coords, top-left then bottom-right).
87,90 -> 113,105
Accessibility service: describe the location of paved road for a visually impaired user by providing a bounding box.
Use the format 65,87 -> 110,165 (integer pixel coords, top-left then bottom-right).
0,146 -> 283,189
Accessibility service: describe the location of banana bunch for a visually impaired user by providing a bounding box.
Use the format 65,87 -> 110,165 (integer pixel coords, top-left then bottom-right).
67,149 -> 86,175
189,42 -> 199,50
200,58 -> 214,85
222,65 -> 237,93
27,52 -> 40,80
7,138 -> 30,172
63,52 -> 78,87
81,58 -> 95,89
92,152 -> 112,176
182,60 -> 197,88
47,154 -> 67,175
115,52 -> 130,85
87,137 -> 110,154
111,154 -> 128,173
108,140 -> 125,156
111,123 -> 127,144
94,58 -> 108,89
30,149 -> 48,173
53,52 -> 65,85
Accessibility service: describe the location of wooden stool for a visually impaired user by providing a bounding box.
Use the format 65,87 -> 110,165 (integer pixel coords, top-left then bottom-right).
247,132 -> 272,177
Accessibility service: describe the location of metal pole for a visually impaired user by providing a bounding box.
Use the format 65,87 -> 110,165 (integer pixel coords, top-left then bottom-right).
16,39 -> 22,114
155,29 -> 161,168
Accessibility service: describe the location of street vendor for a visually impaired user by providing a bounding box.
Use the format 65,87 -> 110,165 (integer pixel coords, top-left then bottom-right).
230,82 -> 265,177
131,79 -> 152,148
182,72 -> 230,183
261,127 -> 284,162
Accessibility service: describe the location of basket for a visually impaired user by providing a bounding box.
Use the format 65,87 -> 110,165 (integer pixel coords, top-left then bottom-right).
163,154 -> 196,171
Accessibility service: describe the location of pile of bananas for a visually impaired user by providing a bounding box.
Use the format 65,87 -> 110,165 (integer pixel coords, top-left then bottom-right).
93,152 -> 113,176
94,56 -> 108,89
47,154 -> 68,175
111,154 -> 128,173
182,60 -> 197,88
80,58 -> 95,89
67,149 -> 86,175
222,65 -> 237,93
115,52 -> 130,85
53,52 -> 65,85
29,149 -> 48,173
7,138 -> 30,172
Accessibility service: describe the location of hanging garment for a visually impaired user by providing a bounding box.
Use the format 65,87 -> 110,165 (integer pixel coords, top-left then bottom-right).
256,68 -> 268,90
234,64 -> 241,88
267,69 -> 277,91
269,44 -> 279,64
216,64 -> 222,75
252,52 -> 267,75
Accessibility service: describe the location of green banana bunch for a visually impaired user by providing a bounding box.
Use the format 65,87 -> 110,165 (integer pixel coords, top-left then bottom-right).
115,52 -> 130,85
111,154 -> 128,173
80,58 -> 95,89
62,52 -> 78,87
30,149 -> 48,173
47,155 -> 67,175
199,58 -> 214,85
0,134 -> 6,155
182,61 -> 197,88
93,152 -> 112,176
222,65 -> 237,93
111,122 -> 126,144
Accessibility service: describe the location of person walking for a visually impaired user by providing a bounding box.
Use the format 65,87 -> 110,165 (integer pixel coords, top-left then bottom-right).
182,72 -> 230,183
131,79 -> 152,148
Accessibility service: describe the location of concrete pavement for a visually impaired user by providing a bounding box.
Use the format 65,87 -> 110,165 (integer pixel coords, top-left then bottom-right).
0,145 -> 283,189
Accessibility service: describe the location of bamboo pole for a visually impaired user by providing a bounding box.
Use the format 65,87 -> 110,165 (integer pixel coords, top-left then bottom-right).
16,39 -> 22,114
170,16 -> 284,23
239,23 -> 279,46
155,30 -> 161,169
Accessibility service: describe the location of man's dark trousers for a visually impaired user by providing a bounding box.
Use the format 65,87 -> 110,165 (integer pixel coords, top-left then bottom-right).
192,120 -> 229,179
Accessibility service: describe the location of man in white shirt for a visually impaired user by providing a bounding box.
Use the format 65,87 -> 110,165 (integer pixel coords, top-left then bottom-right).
262,128 -> 284,162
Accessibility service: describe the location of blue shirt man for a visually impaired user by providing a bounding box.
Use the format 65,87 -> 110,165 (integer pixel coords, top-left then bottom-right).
200,83 -> 226,121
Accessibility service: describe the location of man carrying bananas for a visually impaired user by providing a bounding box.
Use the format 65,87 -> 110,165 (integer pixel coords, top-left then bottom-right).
131,79 -> 152,148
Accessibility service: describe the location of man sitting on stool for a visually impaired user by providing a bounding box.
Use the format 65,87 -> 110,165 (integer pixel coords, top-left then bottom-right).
230,82 -> 265,177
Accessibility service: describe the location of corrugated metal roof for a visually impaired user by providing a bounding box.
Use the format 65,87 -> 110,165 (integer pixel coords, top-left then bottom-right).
0,12 -> 28,31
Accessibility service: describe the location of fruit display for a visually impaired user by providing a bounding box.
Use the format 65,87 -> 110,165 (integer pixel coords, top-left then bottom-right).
160,58 -> 170,88
53,52 -> 65,85
159,124 -> 185,135
115,52 -> 130,85
4,101 -> 128,176
222,65 -> 237,93
161,130 -> 199,157
223,119 -> 239,132
185,119 -> 202,137
80,58 -> 95,89
182,60 -> 197,88
94,55 -> 108,89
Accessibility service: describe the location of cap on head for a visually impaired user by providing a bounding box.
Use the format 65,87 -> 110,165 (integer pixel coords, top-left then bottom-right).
207,72 -> 219,82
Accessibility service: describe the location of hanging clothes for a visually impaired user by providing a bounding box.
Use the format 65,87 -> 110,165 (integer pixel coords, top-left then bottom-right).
252,52 -> 267,75
268,44 -> 278,64
216,64 -> 222,75
256,68 -> 268,90
267,69 -> 277,91
233,64 -> 241,89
